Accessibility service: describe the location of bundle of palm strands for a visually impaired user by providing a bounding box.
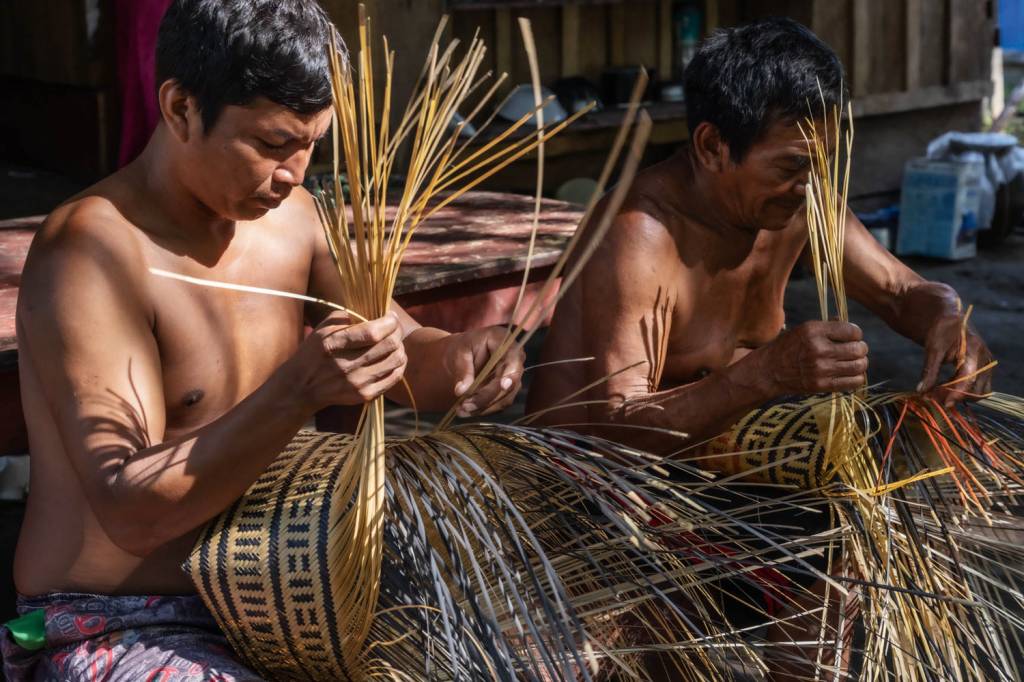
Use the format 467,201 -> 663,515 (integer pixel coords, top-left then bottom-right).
703,103 -> 1024,680
169,9 -> 839,681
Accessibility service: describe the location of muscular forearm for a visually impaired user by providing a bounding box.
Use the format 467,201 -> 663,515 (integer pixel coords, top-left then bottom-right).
843,211 -> 963,348
106,365 -> 311,555
874,280 -> 961,346
392,326 -> 462,412
594,354 -> 775,455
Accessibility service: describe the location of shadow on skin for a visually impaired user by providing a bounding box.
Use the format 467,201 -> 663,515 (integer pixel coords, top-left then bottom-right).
639,287 -> 672,395
81,358 -> 187,505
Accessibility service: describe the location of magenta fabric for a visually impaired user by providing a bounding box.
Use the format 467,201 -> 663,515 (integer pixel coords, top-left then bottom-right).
115,0 -> 173,168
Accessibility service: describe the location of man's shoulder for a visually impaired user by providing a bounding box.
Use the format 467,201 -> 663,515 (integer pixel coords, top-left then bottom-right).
24,190 -> 146,296
598,180 -> 679,259
37,185 -> 140,252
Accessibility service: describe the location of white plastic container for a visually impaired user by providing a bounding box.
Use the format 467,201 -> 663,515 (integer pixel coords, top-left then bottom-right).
896,158 -> 982,260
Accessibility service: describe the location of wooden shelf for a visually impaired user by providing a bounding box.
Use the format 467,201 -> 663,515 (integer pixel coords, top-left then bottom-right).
851,80 -> 992,117
448,0 -> 657,9
465,101 -> 688,158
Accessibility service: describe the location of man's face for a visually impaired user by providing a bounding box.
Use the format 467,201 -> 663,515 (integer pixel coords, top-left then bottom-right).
181,97 -> 333,221
717,118 -> 831,232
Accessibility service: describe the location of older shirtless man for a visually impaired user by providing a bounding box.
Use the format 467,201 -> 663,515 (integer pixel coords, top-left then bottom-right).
5,1 -> 522,679
528,18 -> 993,679
529,18 -> 991,449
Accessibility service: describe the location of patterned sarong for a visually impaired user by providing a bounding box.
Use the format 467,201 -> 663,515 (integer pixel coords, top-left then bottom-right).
1,592 -> 260,681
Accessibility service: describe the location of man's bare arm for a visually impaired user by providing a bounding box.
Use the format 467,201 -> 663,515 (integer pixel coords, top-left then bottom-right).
19,218 -> 405,557
841,209 -> 993,402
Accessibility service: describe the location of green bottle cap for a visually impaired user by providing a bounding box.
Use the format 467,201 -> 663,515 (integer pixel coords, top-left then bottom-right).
6,609 -> 46,651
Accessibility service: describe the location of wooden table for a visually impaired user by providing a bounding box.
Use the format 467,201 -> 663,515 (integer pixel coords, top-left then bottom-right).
0,191 -> 583,455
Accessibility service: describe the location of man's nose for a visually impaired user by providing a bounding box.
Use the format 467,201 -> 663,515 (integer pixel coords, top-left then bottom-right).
272,147 -> 313,186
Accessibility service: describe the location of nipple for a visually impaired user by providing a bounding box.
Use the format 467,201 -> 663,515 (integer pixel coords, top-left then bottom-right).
183,389 -> 205,407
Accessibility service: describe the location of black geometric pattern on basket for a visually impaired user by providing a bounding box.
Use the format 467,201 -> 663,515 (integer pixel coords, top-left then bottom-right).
719,396 -> 829,489
187,431 -> 353,680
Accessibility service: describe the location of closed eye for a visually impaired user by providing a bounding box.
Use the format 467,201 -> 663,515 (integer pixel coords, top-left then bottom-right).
257,138 -> 288,151
779,156 -> 810,172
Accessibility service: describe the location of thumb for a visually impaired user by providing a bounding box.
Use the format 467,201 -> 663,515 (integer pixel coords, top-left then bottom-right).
917,345 -> 945,394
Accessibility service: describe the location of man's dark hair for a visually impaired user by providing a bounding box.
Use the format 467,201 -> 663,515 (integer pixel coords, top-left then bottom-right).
156,0 -> 345,131
684,17 -> 846,162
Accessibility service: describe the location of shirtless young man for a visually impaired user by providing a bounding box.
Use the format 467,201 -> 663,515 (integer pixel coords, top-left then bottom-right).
527,18 -> 993,679
5,1 -> 523,679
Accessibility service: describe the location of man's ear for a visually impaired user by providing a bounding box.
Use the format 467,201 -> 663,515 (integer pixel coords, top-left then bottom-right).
691,122 -> 731,173
158,79 -> 200,143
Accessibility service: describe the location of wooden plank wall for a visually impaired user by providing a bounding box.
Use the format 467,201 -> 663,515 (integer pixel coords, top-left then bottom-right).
0,1 -> 113,87
919,0 -> 949,88
869,0 -> 907,94
0,1 -> 117,178
447,1 -> 665,94
315,0 -> 992,119
0,0 -> 991,179
713,0 -> 993,100
577,4 -> 609,79
949,0 -> 994,84
735,0 -> 812,27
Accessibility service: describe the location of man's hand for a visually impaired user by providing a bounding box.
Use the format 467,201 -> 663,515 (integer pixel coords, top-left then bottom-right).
289,312 -> 408,411
917,312 -> 994,407
752,321 -> 869,397
444,326 -> 525,417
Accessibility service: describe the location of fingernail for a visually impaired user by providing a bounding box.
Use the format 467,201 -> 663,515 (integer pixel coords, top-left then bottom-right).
455,381 -> 468,395
462,402 -> 476,413
500,377 -> 513,390
456,409 -> 468,418
916,382 -> 925,393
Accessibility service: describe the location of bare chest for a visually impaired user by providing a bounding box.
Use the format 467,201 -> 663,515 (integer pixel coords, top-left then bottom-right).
147,246 -> 311,434
660,253 -> 797,388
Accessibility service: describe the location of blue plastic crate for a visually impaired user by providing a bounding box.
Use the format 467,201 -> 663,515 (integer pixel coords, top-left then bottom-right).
896,158 -> 981,260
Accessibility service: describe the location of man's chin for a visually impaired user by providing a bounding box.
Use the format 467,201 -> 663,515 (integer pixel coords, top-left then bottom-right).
235,200 -> 281,221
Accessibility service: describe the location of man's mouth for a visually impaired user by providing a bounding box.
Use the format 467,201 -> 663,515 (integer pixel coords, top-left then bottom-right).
774,200 -> 805,216
256,195 -> 285,209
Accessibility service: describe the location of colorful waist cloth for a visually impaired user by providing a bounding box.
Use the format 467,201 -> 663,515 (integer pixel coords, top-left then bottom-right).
1,592 -> 261,681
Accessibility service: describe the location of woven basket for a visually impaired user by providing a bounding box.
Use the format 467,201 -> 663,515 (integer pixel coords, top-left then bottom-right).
184,397 -> 1024,680
704,392 -> 1003,490
706,396 -> 833,489
185,426 -> 785,680
187,428 -> 642,680
186,431 -> 355,680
